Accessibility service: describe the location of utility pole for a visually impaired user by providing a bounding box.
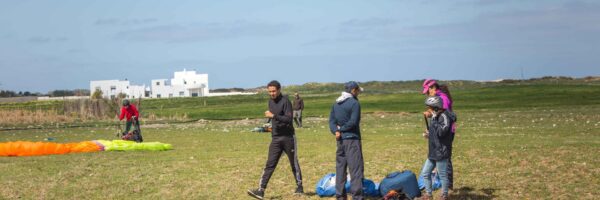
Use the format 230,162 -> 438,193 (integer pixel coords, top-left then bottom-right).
520,67 -> 525,80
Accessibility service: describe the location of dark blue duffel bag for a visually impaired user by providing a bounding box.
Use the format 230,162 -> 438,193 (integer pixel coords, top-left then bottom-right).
379,170 -> 421,199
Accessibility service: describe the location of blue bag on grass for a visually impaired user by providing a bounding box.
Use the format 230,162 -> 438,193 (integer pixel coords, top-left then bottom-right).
316,173 -> 348,197
316,173 -> 380,197
379,170 -> 421,199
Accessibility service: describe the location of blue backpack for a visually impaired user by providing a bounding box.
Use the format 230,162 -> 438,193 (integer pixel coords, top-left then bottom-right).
379,171 -> 421,199
316,173 -> 347,197
315,173 -> 380,197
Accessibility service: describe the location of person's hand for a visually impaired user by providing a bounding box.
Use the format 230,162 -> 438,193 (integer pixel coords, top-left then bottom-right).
264,111 -> 274,118
422,129 -> 429,139
335,131 -> 341,141
423,110 -> 433,118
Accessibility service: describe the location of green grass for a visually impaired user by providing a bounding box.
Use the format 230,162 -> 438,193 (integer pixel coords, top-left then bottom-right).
1,81 -> 600,199
1,106 -> 599,199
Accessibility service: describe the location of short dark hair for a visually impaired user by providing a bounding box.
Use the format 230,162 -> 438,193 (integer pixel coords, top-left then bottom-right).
267,80 -> 281,90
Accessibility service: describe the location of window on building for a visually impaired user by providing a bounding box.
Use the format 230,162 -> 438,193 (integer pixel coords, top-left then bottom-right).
169,93 -> 173,98
157,94 -> 161,98
179,91 -> 184,96
156,82 -> 160,86
110,86 -> 116,91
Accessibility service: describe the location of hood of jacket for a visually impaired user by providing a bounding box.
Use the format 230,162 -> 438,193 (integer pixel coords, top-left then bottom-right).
336,92 -> 354,103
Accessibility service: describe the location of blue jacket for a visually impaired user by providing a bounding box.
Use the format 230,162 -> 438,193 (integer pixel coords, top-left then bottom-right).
329,92 -> 361,140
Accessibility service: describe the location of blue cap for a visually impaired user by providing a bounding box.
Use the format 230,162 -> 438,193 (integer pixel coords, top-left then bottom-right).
344,81 -> 364,93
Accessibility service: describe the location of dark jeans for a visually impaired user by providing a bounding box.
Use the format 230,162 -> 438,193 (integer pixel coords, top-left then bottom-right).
336,139 -> 364,200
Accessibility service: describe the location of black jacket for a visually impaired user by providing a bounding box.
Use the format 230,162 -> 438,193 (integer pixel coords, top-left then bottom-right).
293,97 -> 304,111
269,94 -> 295,137
428,110 -> 456,161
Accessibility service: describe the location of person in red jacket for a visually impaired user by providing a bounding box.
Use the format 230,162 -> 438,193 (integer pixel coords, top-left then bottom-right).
119,99 -> 141,141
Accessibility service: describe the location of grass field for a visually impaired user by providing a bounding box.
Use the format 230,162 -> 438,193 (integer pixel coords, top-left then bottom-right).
1,82 -> 599,199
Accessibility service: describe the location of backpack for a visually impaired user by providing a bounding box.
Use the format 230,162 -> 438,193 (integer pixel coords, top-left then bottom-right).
316,173 -> 346,197
379,170 -> 421,199
315,173 -> 380,197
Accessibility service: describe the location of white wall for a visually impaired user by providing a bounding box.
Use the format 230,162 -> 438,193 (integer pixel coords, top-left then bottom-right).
90,80 -> 148,99
90,80 -> 130,99
129,85 -> 146,99
150,70 -> 210,98
172,70 -> 209,96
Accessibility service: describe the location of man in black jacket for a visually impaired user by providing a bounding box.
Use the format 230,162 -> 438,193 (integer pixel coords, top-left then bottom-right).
293,92 -> 304,128
248,80 -> 304,200
329,81 -> 364,200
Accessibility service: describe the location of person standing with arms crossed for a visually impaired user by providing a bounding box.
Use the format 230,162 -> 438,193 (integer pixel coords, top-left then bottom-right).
329,81 -> 364,200
248,80 -> 304,200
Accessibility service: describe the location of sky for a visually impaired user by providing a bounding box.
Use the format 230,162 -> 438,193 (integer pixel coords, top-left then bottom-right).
0,0 -> 599,93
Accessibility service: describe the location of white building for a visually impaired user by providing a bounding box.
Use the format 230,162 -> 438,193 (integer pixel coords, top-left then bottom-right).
90,69 -> 209,99
150,69 -> 209,98
90,80 -> 148,99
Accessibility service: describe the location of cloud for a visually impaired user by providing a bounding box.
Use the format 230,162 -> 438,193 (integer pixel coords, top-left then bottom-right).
322,1 -> 600,53
454,0 -> 514,6
341,18 -> 398,27
28,36 -> 69,44
397,1 -> 600,43
94,18 -> 158,26
302,36 -> 369,46
115,21 -> 292,43
303,18 -> 399,46
1,33 -> 12,39
304,1 -> 600,58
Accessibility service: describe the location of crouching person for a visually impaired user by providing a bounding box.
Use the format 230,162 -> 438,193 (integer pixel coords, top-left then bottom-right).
119,99 -> 143,142
420,96 -> 455,200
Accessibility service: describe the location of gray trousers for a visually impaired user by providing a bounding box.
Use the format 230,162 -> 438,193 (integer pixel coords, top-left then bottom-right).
336,139 -> 364,200
293,110 -> 302,127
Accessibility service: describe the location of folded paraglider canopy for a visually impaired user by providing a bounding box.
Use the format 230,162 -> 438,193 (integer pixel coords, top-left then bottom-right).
0,140 -> 173,157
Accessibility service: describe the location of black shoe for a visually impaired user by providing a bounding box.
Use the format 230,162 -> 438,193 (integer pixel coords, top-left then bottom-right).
247,188 -> 264,200
294,186 -> 304,195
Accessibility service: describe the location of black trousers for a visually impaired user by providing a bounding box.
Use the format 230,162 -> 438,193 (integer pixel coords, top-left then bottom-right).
336,139 -> 364,200
259,136 -> 303,189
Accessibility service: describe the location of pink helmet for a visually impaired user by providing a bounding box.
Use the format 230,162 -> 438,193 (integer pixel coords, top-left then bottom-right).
422,79 -> 437,94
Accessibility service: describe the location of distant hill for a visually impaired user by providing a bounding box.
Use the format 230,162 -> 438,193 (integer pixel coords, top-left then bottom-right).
245,76 -> 600,95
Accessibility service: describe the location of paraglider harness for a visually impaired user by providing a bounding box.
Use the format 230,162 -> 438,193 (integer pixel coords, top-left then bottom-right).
121,116 -> 143,143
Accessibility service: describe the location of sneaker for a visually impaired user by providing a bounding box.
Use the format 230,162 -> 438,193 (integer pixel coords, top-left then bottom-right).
247,188 -> 264,200
294,186 -> 304,195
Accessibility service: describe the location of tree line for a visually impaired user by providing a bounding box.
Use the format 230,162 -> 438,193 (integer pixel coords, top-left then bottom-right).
0,89 -> 90,98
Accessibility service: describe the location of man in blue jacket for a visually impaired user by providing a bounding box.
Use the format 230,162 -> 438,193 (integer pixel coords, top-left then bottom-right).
329,81 -> 364,200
